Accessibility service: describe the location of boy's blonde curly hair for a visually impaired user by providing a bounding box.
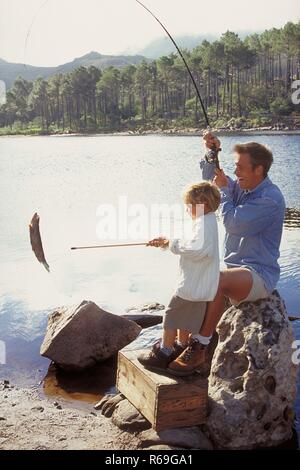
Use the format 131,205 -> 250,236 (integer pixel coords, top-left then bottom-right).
183,181 -> 221,212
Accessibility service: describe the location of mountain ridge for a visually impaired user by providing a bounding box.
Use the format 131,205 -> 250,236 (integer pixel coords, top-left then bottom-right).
0,51 -> 149,88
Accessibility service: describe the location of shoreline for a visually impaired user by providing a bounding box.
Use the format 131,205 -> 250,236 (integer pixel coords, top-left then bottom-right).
1,128 -> 300,138
0,382 -> 140,450
1,316 -> 299,450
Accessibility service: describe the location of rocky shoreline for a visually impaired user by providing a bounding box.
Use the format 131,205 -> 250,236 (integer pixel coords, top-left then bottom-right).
0,295 -> 298,450
0,381 -> 209,450
0,381 -> 138,450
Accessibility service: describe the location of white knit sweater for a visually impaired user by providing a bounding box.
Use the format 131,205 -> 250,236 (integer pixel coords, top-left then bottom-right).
169,212 -> 220,302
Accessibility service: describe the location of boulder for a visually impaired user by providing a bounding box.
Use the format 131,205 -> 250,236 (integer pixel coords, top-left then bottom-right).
121,314 -> 163,329
111,399 -> 151,432
138,426 -> 213,450
207,291 -> 298,449
40,301 -> 141,370
122,302 -> 164,329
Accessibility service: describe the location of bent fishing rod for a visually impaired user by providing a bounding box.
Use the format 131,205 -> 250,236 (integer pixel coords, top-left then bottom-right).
135,0 -> 210,128
72,2 -> 221,254
135,0 -> 221,169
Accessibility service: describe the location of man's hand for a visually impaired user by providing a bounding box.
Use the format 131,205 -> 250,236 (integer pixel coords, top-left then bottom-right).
213,168 -> 228,189
147,237 -> 169,248
203,130 -> 221,151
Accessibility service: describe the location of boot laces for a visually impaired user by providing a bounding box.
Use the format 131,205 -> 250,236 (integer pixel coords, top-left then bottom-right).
181,339 -> 199,362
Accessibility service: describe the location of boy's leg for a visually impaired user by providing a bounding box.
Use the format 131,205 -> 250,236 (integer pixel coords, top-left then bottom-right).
167,268 -> 253,376
177,329 -> 190,346
162,328 -> 177,349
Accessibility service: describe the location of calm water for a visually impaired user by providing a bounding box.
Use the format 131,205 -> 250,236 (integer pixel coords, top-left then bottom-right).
0,134 -> 299,440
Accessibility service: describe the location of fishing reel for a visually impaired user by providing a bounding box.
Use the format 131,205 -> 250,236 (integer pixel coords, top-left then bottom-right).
205,146 -> 221,169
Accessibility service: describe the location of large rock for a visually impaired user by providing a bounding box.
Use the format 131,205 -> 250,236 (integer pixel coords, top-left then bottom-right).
40,301 -> 141,370
99,395 -> 213,449
121,314 -> 162,329
207,291 -> 298,449
138,426 -> 213,450
111,399 -> 151,432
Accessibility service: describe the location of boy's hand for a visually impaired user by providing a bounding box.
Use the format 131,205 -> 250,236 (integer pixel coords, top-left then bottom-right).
147,237 -> 169,248
203,130 -> 221,151
213,168 -> 228,188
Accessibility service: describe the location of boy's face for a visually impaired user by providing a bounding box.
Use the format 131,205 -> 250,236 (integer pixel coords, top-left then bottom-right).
234,152 -> 264,190
186,203 -> 210,219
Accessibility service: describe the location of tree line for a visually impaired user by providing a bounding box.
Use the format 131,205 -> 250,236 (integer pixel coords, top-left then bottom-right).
1,21 -> 299,133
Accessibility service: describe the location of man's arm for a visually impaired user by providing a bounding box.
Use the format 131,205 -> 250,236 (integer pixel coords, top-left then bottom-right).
219,187 -> 280,236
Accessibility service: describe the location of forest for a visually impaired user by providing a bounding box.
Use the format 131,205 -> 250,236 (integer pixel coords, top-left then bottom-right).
0,21 -> 299,134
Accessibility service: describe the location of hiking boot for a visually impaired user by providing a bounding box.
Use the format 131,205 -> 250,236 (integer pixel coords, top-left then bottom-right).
137,341 -> 172,373
167,338 -> 208,377
170,342 -> 185,361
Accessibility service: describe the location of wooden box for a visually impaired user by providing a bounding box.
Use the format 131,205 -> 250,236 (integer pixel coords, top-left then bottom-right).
116,349 -> 208,431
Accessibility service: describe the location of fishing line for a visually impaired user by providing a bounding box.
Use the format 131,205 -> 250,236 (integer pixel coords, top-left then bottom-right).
135,0 -> 210,128
23,0 -> 51,67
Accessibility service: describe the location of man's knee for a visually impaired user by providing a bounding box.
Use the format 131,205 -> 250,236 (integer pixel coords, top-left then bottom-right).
218,268 -> 252,297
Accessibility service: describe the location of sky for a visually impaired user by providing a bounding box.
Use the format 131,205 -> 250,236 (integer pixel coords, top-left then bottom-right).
0,0 -> 299,66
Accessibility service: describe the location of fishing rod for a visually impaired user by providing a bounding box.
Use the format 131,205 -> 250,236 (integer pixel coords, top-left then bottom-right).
135,0 -> 209,127
135,0 -> 220,168
71,242 -> 147,250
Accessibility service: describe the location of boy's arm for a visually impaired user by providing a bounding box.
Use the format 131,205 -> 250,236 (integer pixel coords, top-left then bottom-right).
169,239 -> 211,261
147,235 -> 212,260
169,230 -> 213,260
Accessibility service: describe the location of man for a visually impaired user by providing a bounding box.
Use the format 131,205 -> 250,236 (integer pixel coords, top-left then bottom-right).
169,131 -> 286,376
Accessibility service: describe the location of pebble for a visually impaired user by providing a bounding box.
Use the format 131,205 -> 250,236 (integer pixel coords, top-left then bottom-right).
31,406 -> 44,412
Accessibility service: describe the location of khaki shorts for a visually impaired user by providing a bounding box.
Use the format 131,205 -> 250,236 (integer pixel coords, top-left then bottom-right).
230,268 -> 269,306
163,295 -> 207,334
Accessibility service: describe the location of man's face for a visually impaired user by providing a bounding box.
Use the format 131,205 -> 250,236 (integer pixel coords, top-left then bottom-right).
234,152 -> 263,190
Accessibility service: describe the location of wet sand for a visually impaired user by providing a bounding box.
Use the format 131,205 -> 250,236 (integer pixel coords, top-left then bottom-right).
0,381 -> 137,450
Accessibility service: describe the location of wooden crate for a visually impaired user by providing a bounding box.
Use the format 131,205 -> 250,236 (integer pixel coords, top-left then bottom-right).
116,349 -> 208,432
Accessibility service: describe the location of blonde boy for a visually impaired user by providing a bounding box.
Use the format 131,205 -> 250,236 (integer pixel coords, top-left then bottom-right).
138,181 -> 220,376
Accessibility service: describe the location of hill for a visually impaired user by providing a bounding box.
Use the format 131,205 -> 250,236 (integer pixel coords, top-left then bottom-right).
0,51 -> 149,88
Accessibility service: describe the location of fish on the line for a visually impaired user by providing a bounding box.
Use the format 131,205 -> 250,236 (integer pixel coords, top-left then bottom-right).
29,212 -> 50,272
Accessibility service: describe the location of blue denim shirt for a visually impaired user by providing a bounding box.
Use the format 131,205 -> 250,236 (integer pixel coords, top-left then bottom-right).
199,158 -> 217,181
200,159 -> 286,293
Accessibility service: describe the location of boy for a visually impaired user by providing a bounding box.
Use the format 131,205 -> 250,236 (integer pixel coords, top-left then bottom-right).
138,181 -> 221,376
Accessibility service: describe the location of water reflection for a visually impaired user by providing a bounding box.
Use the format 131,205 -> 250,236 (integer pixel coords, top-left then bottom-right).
43,356 -> 117,406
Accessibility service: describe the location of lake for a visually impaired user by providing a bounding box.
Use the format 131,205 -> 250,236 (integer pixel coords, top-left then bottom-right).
0,134 -> 299,441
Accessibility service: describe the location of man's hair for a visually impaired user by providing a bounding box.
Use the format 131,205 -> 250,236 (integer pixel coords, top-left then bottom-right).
234,142 -> 273,177
184,181 -> 221,212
